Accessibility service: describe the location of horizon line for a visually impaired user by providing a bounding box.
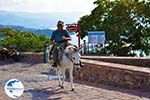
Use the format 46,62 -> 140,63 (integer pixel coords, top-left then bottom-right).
0,9 -> 91,14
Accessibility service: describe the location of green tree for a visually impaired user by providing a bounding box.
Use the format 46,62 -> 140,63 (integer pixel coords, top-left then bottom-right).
79,0 -> 150,56
0,28 -> 50,52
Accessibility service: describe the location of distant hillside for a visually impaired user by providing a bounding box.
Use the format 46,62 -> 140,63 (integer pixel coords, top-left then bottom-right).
0,24 -> 53,37
0,24 -> 79,47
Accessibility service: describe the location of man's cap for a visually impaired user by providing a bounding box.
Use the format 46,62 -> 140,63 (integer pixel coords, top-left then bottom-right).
57,20 -> 64,25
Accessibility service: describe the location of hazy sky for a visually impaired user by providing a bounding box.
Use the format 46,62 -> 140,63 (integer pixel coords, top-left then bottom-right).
0,0 -> 96,13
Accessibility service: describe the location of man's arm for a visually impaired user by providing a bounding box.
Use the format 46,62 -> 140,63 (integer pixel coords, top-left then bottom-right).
50,31 -> 56,44
62,30 -> 71,41
62,36 -> 71,41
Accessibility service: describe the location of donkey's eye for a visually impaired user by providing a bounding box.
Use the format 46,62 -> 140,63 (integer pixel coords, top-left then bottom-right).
73,57 -> 75,60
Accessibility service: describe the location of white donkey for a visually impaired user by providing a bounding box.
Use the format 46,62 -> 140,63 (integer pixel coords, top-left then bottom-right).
50,45 -> 81,91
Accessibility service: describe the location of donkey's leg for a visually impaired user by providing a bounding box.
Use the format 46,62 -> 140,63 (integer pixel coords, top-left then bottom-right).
57,69 -> 62,87
69,68 -> 74,91
61,69 -> 66,89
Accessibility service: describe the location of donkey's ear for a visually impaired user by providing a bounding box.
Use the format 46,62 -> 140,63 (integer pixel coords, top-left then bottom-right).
73,45 -> 78,48
78,48 -> 82,52
68,47 -> 72,51
68,47 -> 74,53
78,46 -> 83,52
65,47 -> 71,53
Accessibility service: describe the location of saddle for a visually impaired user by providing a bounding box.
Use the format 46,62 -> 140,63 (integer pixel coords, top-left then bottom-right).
49,42 -> 70,64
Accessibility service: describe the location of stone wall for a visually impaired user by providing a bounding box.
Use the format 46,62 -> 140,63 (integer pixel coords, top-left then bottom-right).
74,59 -> 150,90
81,56 -> 150,67
20,52 -> 44,63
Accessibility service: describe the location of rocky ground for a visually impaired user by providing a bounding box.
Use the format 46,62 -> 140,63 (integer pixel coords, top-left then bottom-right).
0,60 -> 150,100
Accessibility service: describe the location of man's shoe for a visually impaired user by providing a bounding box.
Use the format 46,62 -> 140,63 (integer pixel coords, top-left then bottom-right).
52,63 -> 57,67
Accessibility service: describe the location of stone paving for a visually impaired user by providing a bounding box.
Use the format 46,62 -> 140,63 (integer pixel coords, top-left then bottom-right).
0,61 -> 150,100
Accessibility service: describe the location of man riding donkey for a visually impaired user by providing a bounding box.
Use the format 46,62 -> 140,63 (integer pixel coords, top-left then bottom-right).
50,20 -> 72,67
50,21 -> 83,67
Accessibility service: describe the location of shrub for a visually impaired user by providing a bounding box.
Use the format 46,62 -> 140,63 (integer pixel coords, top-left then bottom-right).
0,28 -> 50,52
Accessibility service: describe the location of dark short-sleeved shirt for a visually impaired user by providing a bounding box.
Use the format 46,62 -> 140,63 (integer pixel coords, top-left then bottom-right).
51,30 -> 70,43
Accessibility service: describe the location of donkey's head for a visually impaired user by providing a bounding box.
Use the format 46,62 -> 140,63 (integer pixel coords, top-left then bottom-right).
65,45 -> 81,69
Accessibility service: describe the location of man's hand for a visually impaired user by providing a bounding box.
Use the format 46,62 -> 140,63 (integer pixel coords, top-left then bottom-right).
51,40 -> 57,44
62,36 -> 71,41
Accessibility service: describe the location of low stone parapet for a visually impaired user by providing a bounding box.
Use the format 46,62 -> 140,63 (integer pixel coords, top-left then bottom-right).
74,59 -> 150,90
19,52 -> 44,63
81,56 -> 150,67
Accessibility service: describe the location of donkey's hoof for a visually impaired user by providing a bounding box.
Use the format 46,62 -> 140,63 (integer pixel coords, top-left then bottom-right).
59,85 -> 64,89
61,86 -> 64,89
71,88 -> 75,91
